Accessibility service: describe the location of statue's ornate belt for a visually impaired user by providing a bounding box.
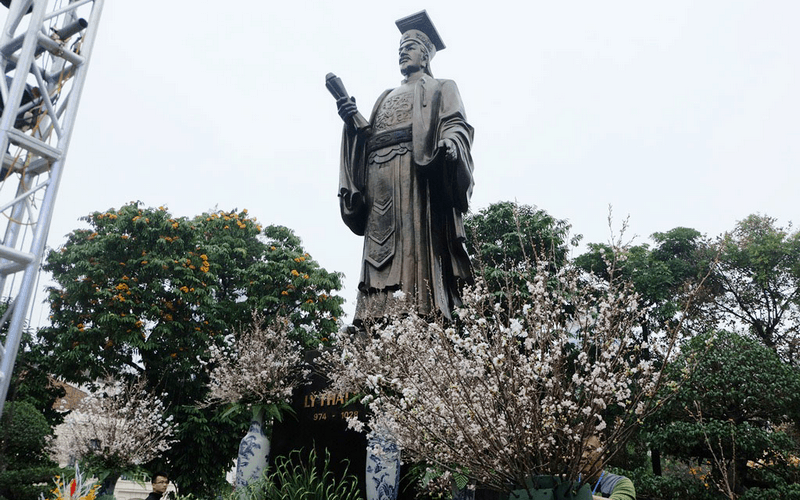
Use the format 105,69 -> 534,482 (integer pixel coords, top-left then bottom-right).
366,128 -> 412,154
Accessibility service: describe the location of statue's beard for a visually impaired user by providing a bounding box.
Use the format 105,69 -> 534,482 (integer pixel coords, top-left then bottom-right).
401,63 -> 430,78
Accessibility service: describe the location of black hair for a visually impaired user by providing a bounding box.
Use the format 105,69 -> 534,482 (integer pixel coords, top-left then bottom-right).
151,472 -> 169,484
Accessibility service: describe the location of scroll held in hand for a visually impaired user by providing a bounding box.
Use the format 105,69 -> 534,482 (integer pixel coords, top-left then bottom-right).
326,73 -> 369,130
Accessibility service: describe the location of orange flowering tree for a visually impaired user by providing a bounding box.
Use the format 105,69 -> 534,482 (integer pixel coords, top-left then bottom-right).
39,202 -> 343,497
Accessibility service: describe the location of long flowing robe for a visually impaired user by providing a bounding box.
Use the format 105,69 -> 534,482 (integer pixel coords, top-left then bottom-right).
338,76 -> 474,322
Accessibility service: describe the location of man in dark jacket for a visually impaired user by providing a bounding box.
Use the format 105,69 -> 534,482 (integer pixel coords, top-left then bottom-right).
145,472 -> 169,500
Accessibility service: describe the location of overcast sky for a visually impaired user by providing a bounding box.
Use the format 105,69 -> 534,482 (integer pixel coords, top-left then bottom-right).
8,1 -> 799,323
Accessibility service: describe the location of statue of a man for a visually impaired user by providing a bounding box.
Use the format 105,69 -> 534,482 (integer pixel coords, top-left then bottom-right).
334,11 -> 475,324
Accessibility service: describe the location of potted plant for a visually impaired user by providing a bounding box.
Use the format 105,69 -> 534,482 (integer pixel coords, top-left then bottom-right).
204,314 -> 309,491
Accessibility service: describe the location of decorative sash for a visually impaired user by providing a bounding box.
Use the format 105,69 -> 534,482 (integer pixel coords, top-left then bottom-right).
366,127 -> 412,154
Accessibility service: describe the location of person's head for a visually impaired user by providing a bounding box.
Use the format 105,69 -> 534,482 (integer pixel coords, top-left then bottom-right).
580,435 -> 604,477
151,473 -> 169,495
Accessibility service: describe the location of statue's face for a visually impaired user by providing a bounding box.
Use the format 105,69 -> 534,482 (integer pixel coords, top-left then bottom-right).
152,476 -> 169,494
399,40 -> 426,75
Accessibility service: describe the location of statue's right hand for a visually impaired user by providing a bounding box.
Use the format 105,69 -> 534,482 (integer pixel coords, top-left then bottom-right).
337,96 -> 358,122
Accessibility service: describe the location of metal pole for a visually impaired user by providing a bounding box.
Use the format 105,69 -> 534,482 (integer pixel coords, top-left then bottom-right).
0,0 -> 104,416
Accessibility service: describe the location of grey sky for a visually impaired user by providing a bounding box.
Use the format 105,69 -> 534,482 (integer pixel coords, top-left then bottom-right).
15,1 -> 799,322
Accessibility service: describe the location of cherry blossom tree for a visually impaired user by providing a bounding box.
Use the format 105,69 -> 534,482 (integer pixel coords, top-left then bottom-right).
203,314 -> 309,412
51,377 -> 176,497
324,259 -> 682,494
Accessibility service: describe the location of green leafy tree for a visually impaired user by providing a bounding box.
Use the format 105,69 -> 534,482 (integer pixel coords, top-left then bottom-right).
39,203 -> 344,497
0,314 -> 64,500
0,401 -> 53,471
575,227 -> 713,345
648,330 -> 800,495
710,214 -> 800,359
0,328 -> 65,428
465,201 -> 577,301
0,298 -> 65,428
0,401 -> 61,500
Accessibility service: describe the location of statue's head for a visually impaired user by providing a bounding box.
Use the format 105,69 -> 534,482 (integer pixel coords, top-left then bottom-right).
396,11 -> 445,79
399,34 -> 432,77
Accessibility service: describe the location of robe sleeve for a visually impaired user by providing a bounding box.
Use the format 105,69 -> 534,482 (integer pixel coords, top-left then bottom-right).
411,79 -> 474,215
339,122 -> 367,236
418,79 -> 475,286
436,80 -> 474,214
338,90 -> 391,236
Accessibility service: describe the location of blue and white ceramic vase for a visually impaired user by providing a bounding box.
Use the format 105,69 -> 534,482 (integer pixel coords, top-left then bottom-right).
235,406 -> 270,491
366,433 -> 401,500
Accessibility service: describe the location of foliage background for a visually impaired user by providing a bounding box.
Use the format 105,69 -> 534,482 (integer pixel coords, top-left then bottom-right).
2,200 -> 797,499
37,203 -> 344,496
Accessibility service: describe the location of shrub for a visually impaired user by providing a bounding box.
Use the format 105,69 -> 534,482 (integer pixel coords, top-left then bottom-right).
238,448 -> 361,500
0,466 -> 64,500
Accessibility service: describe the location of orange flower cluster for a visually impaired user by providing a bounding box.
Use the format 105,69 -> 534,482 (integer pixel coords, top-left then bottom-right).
199,254 -> 209,273
688,464 -> 711,488
205,210 -> 257,231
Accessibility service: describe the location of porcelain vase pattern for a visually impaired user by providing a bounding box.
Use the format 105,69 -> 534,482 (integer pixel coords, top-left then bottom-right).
366,434 -> 401,500
235,407 -> 270,491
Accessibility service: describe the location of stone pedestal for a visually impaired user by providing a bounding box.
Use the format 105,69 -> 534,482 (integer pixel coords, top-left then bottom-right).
269,350 -> 368,493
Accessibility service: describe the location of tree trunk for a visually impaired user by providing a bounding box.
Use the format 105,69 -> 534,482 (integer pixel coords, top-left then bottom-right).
651,448 -> 662,476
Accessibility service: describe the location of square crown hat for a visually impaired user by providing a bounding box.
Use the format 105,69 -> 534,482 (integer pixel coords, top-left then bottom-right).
396,10 -> 445,56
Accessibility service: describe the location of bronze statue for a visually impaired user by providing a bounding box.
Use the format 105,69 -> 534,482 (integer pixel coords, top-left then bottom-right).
329,11 -> 474,324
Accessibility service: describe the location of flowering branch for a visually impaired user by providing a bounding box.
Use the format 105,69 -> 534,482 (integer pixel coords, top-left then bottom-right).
203,314 -> 309,410
52,376 -> 176,473
324,260 -> 679,492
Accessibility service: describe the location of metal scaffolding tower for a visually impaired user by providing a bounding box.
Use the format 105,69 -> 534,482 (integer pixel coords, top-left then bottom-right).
0,0 -> 104,415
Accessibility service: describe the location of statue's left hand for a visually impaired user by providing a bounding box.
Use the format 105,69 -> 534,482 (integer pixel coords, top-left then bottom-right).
438,138 -> 457,161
